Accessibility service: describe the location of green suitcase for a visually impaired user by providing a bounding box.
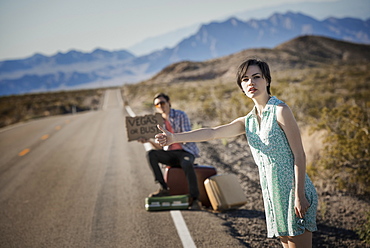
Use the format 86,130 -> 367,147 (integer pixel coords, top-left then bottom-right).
145,195 -> 189,211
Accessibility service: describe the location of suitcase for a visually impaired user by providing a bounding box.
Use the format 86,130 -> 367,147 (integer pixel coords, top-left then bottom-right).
164,165 -> 217,207
145,195 -> 189,211
204,174 -> 247,211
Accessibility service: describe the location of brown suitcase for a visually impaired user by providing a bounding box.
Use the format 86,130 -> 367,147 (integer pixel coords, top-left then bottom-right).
204,174 -> 247,211
164,165 -> 217,207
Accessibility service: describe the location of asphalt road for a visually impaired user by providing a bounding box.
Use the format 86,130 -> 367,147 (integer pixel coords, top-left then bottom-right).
0,89 -> 243,248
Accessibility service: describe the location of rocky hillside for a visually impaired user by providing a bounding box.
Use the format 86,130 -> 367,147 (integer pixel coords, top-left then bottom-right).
142,35 -> 370,85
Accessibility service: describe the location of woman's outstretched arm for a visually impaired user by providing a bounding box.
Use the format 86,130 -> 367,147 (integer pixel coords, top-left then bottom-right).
155,116 -> 246,146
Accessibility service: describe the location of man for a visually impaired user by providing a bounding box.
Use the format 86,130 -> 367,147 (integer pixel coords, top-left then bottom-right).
139,93 -> 201,210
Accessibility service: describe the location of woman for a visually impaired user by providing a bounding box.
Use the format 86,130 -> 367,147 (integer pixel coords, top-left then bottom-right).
155,58 -> 318,247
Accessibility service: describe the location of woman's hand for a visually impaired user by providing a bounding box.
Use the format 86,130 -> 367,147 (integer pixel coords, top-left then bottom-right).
155,124 -> 174,146
295,195 -> 310,219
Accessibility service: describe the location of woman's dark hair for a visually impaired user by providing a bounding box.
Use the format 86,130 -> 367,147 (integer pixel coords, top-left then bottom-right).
153,93 -> 170,103
236,58 -> 272,95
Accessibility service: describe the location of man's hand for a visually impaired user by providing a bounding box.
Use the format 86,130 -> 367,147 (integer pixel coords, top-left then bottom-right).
155,125 -> 174,146
137,138 -> 149,144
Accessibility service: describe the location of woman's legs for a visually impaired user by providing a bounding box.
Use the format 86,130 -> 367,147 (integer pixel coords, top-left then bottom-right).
280,236 -> 289,248
279,230 -> 312,248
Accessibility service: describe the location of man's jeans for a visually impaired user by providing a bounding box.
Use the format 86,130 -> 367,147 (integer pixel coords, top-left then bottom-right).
147,149 -> 199,199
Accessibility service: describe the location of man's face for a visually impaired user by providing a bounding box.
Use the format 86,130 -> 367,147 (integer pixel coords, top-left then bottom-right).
153,96 -> 170,114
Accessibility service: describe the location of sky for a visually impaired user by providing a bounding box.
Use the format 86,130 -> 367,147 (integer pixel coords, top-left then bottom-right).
0,0 -> 363,61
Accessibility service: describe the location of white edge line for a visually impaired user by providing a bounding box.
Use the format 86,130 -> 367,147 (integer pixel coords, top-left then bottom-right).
0,121 -> 29,134
171,211 -> 197,248
123,96 -> 196,248
125,105 -> 136,118
102,90 -> 109,110
143,142 -> 153,151
116,89 -> 124,109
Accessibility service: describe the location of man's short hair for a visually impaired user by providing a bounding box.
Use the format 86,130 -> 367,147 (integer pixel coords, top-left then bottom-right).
153,93 -> 170,103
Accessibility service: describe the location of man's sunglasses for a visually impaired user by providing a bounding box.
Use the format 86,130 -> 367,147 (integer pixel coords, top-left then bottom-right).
154,101 -> 167,108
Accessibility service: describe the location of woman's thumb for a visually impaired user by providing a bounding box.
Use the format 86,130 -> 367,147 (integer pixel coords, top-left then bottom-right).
157,124 -> 166,133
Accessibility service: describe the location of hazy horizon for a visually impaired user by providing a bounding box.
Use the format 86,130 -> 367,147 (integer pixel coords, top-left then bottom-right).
0,0 -> 368,61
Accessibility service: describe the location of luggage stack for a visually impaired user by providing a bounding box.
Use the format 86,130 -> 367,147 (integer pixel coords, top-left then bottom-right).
145,164 -> 247,212
164,164 -> 217,207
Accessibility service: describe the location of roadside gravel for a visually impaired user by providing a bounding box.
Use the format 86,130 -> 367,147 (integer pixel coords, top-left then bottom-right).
195,136 -> 370,248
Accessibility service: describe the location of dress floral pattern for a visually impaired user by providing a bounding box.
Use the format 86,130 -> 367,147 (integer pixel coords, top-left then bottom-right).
245,96 -> 318,238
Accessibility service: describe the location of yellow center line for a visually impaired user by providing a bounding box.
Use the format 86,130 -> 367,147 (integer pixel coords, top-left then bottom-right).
17,121 -> 69,157
18,148 -> 30,156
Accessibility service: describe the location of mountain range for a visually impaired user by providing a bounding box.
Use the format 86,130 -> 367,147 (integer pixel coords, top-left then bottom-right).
143,35 -> 370,86
129,0 -> 370,56
0,12 -> 369,96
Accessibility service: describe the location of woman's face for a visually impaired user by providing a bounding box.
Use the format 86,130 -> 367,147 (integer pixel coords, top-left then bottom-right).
240,65 -> 269,99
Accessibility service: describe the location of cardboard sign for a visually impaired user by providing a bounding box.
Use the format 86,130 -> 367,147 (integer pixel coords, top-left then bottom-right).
125,113 -> 164,141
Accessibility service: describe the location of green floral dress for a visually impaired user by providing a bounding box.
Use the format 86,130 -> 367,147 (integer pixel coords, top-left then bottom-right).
245,96 -> 318,238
